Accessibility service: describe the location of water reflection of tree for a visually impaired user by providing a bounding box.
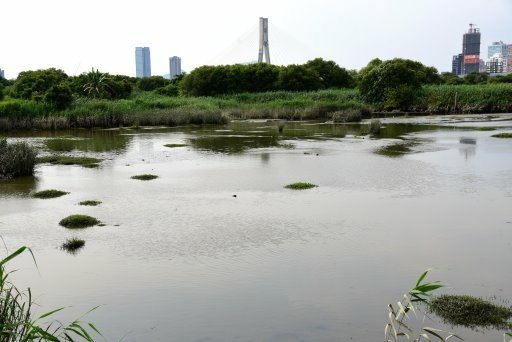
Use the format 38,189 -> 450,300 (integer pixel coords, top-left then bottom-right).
458,137 -> 477,161
0,176 -> 38,198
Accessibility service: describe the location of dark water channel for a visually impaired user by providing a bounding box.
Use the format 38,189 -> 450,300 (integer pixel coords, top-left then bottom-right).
1,116 -> 512,341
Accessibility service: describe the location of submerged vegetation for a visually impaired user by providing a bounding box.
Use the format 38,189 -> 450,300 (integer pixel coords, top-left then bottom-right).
32,189 -> 69,199
61,238 -> 86,253
284,182 -> 318,190
431,295 -> 512,330
79,200 -> 102,206
0,138 -> 37,178
491,133 -> 512,138
37,155 -> 102,168
131,174 -> 158,181
0,246 -> 101,340
59,214 -> 100,229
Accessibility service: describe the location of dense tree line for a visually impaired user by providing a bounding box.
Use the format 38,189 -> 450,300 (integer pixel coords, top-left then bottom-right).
180,58 -> 355,96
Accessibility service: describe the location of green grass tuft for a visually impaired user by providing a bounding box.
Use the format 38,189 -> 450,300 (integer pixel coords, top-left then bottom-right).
473,127 -> 497,131
164,143 -> 188,148
284,182 -> 318,190
32,189 -> 69,199
131,174 -> 158,181
79,200 -> 102,206
59,215 -> 99,229
37,155 -> 102,167
61,238 -> 86,253
430,294 -> 512,330
492,133 -> 512,138
0,138 -> 38,179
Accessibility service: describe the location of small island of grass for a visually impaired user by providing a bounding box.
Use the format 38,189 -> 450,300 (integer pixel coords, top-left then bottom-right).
491,133 -> 512,138
79,200 -> 102,206
37,155 -> 102,168
59,215 -> 99,229
131,174 -> 158,181
164,144 -> 188,148
32,189 -> 69,199
430,294 -> 512,330
473,127 -> 497,131
284,182 -> 318,190
61,238 -> 86,253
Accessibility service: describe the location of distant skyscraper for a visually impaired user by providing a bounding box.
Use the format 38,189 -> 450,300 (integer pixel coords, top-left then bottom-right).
486,54 -> 505,74
462,24 -> 481,75
135,47 -> 151,78
488,41 -> 507,59
169,56 -> 182,79
507,45 -> 512,73
452,54 -> 463,75
0,69 -> 4,78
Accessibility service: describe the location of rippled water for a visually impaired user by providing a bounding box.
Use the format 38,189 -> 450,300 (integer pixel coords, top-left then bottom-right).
1,116 -> 512,341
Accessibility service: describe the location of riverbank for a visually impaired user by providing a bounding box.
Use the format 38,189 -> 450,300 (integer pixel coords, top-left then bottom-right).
0,84 -> 511,130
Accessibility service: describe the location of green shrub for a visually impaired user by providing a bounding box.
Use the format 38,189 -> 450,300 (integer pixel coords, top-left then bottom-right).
32,189 -> 69,199
0,138 -> 37,179
332,109 -> 362,122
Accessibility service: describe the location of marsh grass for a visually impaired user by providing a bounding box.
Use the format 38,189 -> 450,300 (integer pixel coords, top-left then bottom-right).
473,127 -> 497,131
79,200 -> 102,206
164,143 -> 188,148
0,138 -> 37,179
131,174 -> 158,181
32,189 -> 69,199
0,246 -> 101,340
59,215 -> 99,229
492,133 -> 512,138
37,155 -> 102,168
284,182 -> 318,190
369,119 -> 382,135
332,109 -> 362,123
385,270 -> 461,342
61,238 -> 86,254
430,295 -> 512,330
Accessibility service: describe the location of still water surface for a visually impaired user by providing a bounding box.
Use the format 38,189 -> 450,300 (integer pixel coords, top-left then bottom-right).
1,116 -> 512,341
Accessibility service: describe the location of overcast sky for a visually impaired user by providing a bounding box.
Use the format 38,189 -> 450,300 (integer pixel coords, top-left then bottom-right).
1,0 -> 510,79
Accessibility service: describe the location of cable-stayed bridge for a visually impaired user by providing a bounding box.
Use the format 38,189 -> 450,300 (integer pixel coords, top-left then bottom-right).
208,18 -> 315,66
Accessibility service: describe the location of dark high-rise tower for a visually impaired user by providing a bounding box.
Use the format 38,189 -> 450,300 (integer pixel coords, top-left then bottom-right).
462,24 -> 481,75
452,54 -> 463,75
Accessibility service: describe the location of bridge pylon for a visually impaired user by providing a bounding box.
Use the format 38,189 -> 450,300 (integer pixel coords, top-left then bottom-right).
258,17 -> 271,64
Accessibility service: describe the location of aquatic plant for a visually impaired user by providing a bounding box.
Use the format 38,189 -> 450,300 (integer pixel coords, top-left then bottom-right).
164,143 -> 188,148
376,142 -> 414,157
61,238 -> 86,253
369,119 -> 382,135
0,138 -> 37,179
385,270 -> 461,342
59,215 -> 99,229
492,133 -> 512,138
430,295 -> 512,330
37,155 -> 102,168
284,182 -> 318,190
473,127 -> 496,131
131,174 -> 158,181
332,109 -> 362,123
0,246 -> 101,340
32,189 -> 69,199
79,200 -> 102,206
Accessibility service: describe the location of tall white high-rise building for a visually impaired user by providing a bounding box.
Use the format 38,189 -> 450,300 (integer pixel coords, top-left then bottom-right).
135,47 -> 151,78
169,56 -> 182,79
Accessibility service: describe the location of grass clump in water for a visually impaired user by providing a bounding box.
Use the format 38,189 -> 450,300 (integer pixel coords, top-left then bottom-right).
284,182 -> 318,190
37,155 -> 102,168
59,214 -> 99,229
492,133 -> 512,138
131,174 -> 158,181
430,294 -> 512,330
79,200 -> 102,206
61,238 -> 85,253
32,189 -> 69,199
0,138 -> 38,179
376,142 -> 414,157
164,143 -> 188,148
473,127 -> 497,131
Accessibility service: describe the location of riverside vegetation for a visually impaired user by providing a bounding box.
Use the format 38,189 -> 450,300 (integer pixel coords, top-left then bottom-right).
1,58 -> 512,130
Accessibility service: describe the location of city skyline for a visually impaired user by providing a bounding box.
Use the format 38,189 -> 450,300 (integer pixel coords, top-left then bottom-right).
1,0 -> 511,79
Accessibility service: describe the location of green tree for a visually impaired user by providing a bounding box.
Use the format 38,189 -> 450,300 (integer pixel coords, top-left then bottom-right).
82,68 -> 111,99
464,72 -> 489,84
305,58 -> 354,88
44,84 -> 73,109
11,68 -> 68,100
358,59 -> 422,109
277,65 -> 322,91
0,84 -> 4,101
137,76 -> 170,91
440,72 -> 467,85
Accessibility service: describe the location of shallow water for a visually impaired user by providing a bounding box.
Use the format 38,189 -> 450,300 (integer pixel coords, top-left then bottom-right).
1,116 -> 512,341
